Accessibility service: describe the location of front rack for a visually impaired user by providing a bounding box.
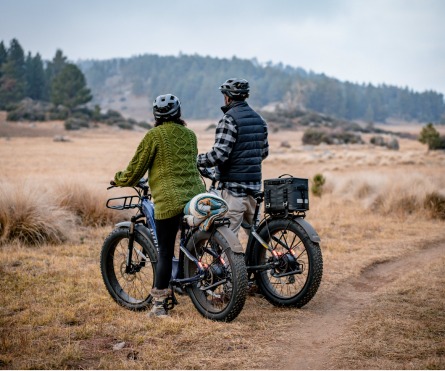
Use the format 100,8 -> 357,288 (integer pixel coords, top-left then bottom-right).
106,195 -> 141,210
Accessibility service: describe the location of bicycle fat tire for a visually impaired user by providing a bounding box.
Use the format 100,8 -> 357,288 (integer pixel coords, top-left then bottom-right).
100,227 -> 157,311
253,218 -> 323,308
183,229 -> 247,322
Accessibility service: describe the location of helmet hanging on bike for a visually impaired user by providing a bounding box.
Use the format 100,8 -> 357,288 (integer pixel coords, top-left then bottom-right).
219,78 -> 250,100
153,94 -> 181,120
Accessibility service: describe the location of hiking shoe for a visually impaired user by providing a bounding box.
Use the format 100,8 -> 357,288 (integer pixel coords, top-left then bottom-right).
147,302 -> 169,318
147,287 -> 171,318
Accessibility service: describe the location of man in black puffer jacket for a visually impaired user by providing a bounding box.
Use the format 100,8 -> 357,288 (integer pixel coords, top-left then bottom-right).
197,78 -> 269,238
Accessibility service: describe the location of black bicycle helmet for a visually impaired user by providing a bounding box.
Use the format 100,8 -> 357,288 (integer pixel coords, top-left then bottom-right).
153,94 -> 181,120
219,78 -> 250,100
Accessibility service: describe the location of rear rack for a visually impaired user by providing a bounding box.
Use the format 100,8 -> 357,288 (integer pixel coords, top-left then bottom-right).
106,195 -> 141,210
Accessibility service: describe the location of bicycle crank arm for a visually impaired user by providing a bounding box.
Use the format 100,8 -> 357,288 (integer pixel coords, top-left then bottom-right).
247,263 -> 275,272
171,274 -> 205,286
271,268 -> 303,278
198,278 -> 227,291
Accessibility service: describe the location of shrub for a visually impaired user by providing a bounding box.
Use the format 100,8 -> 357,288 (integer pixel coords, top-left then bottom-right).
370,135 -> 399,150
64,117 -> 90,130
116,121 -> 133,130
0,182 -> 74,245
370,135 -> 386,146
431,136 -> 445,150
6,98 -> 48,121
302,128 -> 327,145
48,105 -> 70,120
138,121 -> 153,130
54,182 -> 127,227
302,128 -> 363,145
419,123 -> 445,150
311,173 -> 326,197
424,192 -> 445,220
102,109 -> 124,125
386,137 -> 399,150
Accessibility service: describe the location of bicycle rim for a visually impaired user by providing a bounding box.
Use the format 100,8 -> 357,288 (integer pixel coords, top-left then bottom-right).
184,232 -> 244,319
258,220 -> 311,300
102,230 -> 155,309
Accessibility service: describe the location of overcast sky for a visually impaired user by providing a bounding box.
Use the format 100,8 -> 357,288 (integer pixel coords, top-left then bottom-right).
1,0 -> 444,94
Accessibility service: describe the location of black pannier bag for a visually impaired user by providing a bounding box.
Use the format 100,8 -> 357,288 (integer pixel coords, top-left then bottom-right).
263,174 -> 309,215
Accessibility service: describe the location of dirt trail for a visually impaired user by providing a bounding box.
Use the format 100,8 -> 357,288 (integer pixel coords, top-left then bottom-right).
268,242 -> 445,370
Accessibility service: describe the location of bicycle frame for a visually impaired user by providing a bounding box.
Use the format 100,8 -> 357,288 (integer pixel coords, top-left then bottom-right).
199,168 -> 308,277
108,182 -> 220,288
243,192 -> 303,276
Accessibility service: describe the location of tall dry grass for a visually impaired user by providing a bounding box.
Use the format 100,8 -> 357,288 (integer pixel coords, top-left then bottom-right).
0,180 -> 127,246
322,171 -> 445,219
0,181 -> 75,245
1,171 -> 444,247
54,181 -> 128,227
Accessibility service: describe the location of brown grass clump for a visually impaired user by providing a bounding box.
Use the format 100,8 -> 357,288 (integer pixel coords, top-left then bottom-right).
324,172 -> 445,218
0,181 -> 74,245
54,181 -> 125,227
424,191 -> 445,220
0,180 -> 127,246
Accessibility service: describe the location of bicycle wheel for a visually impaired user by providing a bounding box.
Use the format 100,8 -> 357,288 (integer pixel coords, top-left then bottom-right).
253,218 -> 323,307
183,229 -> 247,322
100,227 -> 157,311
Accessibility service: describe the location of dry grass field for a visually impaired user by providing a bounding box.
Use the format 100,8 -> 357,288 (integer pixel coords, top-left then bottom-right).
0,112 -> 444,369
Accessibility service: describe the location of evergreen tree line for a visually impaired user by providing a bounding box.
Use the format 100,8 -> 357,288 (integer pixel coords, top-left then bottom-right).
0,38 -> 91,113
79,53 -> 445,122
1,37 -> 443,124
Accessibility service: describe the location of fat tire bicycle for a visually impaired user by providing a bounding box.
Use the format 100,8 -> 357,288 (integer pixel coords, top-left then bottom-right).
100,179 -> 248,322
199,168 -> 323,308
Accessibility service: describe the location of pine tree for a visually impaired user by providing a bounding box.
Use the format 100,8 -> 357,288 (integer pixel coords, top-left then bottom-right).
0,38 -> 26,106
25,52 -> 47,100
51,63 -> 92,111
0,41 -> 7,79
45,49 -> 68,99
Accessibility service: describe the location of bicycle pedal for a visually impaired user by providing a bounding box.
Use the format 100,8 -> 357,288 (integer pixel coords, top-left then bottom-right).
163,296 -> 177,310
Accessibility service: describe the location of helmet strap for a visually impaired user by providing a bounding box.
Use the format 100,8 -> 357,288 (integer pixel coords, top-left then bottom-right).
224,95 -> 232,106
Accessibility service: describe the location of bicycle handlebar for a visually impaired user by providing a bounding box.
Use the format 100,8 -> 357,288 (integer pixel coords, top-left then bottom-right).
107,178 -> 149,197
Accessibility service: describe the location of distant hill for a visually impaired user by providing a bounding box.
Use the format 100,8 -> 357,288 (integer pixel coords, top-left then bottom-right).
78,54 -> 445,123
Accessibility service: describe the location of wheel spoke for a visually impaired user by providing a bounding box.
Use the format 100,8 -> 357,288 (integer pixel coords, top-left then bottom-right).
101,230 -> 155,309
261,226 -> 309,299
187,238 -> 233,312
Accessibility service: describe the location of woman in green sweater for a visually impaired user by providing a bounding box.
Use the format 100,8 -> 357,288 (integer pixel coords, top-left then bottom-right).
113,94 -> 205,318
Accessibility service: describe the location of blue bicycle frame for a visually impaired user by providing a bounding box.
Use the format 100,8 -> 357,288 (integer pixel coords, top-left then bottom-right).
139,194 -> 204,283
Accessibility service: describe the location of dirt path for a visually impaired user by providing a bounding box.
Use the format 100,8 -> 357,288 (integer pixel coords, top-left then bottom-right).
268,242 -> 445,370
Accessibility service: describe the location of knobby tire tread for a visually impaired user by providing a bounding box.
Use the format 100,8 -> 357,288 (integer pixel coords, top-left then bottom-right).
185,230 -> 247,322
100,227 -> 156,311
254,219 -> 323,308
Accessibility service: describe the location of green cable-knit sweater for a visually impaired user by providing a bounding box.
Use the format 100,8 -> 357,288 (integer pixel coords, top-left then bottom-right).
114,122 -> 205,220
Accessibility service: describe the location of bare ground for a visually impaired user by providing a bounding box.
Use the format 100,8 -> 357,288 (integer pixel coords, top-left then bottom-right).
267,240 -> 445,369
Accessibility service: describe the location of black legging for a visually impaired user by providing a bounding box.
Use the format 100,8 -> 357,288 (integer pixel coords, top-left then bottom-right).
154,213 -> 182,290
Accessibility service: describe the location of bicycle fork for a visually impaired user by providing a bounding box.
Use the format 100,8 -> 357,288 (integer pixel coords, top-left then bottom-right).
125,213 -> 144,274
